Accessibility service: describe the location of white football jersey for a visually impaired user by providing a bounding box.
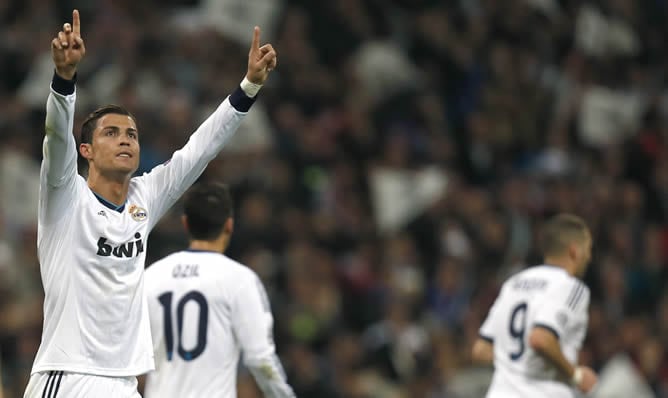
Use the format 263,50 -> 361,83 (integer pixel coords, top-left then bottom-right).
32,83 -> 250,377
143,250 -> 295,398
480,265 -> 590,398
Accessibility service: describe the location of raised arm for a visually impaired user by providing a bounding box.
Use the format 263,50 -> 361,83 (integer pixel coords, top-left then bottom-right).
139,27 -> 277,229
231,276 -> 295,398
40,10 -> 86,224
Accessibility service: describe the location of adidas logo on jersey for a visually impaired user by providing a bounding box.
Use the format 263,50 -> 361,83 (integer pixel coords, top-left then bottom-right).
96,233 -> 145,258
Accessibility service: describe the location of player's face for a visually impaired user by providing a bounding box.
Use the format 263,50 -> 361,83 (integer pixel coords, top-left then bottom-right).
84,114 -> 140,177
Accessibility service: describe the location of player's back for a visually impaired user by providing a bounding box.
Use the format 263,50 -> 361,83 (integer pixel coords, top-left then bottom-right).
144,250 -> 263,398
480,265 -> 589,398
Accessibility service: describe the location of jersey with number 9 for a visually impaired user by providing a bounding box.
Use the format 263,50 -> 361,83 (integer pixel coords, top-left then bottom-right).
479,265 -> 590,397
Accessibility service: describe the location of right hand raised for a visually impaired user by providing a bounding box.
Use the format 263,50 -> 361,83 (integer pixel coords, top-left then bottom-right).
574,366 -> 598,394
246,26 -> 277,85
51,9 -> 85,80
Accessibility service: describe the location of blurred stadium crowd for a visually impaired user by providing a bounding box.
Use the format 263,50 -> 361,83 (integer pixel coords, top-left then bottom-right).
1,0 -> 668,397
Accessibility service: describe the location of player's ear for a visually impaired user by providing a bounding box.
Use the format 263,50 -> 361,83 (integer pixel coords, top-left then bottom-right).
79,142 -> 92,160
224,218 -> 234,235
568,241 -> 580,261
181,215 -> 188,232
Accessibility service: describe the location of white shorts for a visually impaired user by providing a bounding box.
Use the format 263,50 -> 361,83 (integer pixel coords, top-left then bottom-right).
24,371 -> 141,398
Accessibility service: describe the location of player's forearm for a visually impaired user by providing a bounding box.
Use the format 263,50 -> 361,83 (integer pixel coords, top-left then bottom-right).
193,79 -> 258,149
234,276 -> 294,397
529,328 -> 574,380
472,338 -> 494,365
193,85 -> 255,158
247,355 -> 296,398
154,84 -> 255,199
47,71 -> 76,134
44,71 -> 77,186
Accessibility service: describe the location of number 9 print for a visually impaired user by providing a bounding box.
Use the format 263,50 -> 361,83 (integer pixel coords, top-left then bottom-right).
509,302 -> 528,361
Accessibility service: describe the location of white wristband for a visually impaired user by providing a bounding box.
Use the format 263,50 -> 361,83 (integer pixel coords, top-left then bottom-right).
240,77 -> 263,98
571,367 -> 583,387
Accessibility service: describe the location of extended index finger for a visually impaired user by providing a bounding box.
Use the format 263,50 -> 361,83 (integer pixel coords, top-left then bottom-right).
72,9 -> 81,35
250,26 -> 260,53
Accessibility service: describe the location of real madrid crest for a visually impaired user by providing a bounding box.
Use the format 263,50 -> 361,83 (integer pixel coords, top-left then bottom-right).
128,204 -> 148,222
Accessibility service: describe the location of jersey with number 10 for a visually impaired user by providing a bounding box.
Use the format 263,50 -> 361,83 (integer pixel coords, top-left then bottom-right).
480,265 -> 590,398
143,250 -> 295,398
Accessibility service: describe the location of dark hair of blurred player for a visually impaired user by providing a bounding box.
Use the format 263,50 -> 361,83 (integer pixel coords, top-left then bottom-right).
182,182 -> 234,246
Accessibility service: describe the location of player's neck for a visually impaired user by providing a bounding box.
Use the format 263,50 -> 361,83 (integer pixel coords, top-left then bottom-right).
87,172 -> 130,206
544,256 -> 576,276
189,236 -> 229,254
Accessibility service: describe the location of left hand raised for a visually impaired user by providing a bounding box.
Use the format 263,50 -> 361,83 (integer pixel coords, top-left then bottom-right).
246,26 -> 277,85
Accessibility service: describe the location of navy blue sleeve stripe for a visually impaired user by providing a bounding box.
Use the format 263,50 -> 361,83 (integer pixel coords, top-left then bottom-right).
228,86 -> 256,112
565,283 -> 577,307
479,333 -> 494,343
570,283 -> 585,310
533,323 -> 560,340
51,71 -> 76,95
566,282 -> 583,309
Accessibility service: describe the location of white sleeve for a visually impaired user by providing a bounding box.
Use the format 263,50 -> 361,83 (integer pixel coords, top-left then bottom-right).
138,89 -> 254,231
532,279 -> 589,339
479,287 -> 505,342
231,275 -> 295,398
39,76 -> 81,225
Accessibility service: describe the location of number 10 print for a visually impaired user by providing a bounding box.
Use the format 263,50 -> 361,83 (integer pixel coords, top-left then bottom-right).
158,290 -> 209,361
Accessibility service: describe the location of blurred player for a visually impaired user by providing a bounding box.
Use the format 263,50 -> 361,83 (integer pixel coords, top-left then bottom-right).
472,214 -> 598,397
142,182 -> 295,397
23,9 -> 277,398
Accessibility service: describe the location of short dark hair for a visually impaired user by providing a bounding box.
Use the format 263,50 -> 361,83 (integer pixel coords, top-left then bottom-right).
540,214 -> 590,258
183,182 -> 234,240
80,105 -> 135,144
